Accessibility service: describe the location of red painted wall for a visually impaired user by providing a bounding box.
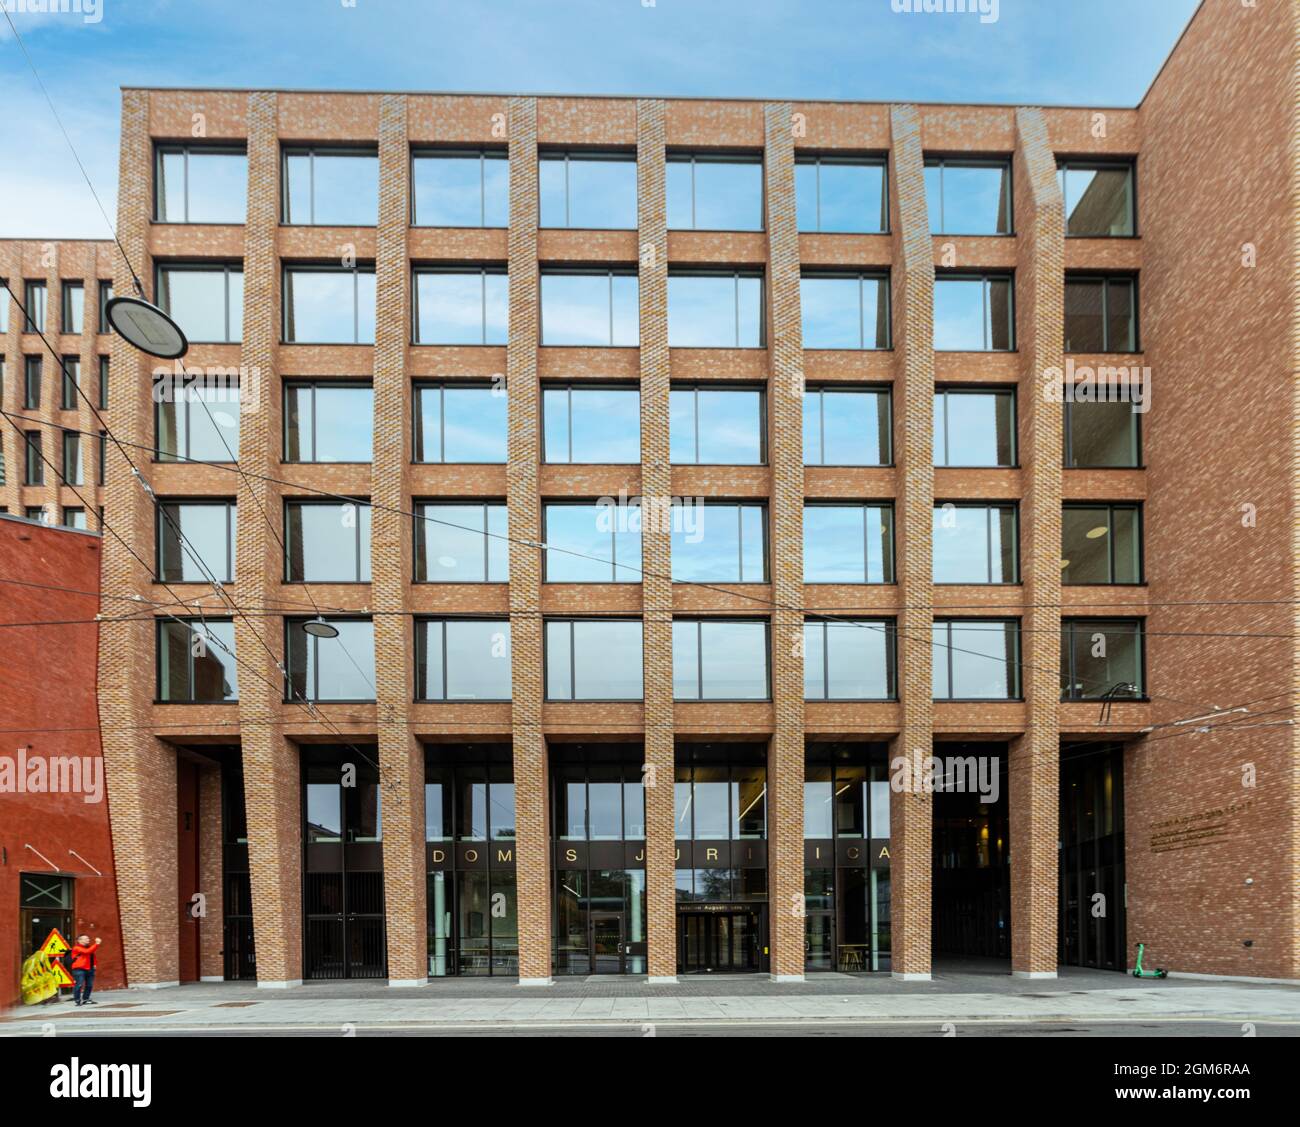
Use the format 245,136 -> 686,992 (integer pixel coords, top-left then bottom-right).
0,515 -> 124,1007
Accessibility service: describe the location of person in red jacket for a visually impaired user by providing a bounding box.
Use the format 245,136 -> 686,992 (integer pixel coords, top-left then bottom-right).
69,935 -> 101,1006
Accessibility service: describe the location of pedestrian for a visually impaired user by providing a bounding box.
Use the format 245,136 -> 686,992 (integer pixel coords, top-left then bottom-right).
69,934 -> 101,1007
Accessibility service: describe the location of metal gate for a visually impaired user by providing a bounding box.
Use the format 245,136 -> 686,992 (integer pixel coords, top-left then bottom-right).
305,871 -> 386,979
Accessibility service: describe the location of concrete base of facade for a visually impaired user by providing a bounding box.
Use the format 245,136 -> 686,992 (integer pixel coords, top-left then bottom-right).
199,976 -> 224,983
1165,970 -> 1300,986
771,973 -> 804,983
388,978 -> 428,988
647,976 -> 679,985
129,980 -> 181,990
517,976 -> 553,987
256,979 -> 303,989
891,971 -> 932,981
1012,970 -> 1058,980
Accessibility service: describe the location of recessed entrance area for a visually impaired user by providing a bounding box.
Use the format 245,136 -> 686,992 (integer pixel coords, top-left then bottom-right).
678,906 -> 766,973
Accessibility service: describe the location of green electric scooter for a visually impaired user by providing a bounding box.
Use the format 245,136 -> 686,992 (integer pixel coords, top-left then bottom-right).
1132,942 -> 1167,978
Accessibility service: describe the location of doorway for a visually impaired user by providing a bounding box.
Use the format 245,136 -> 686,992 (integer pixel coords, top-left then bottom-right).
590,912 -> 625,974
678,909 -> 762,973
1059,744 -> 1126,970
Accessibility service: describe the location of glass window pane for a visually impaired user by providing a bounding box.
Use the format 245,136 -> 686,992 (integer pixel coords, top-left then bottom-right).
542,274 -> 618,346
819,161 -> 886,234
417,272 -> 485,345
947,621 -> 1017,699
286,503 -> 365,582
1111,507 -> 1141,584
804,621 -> 825,699
567,157 -> 638,229
588,765 -> 623,840
310,384 -> 372,462
307,152 -> 378,226
1063,166 -> 1133,236
801,276 -> 862,348
545,622 -> 573,699
445,620 -> 511,700
673,504 -> 743,583
160,503 -> 233,582
482,155 -> 509,227
314,619 -> 375,700
542,388 -> 570,462
545,504 -> 620,583
1061,506 -> 1111,585
826,621 -> 890,699
672,621 -> 700,700
699,621 -> 767,699
160,268 -> 234,343
573,620 -> 642,700
834,764 -> 868,837
804,764 -> 833,838
934,278 -> 986,350
669,275 -> 744,348
284,270 -> 367,343
186,150 -> 247,224
692,159 -> 762,231
1064,280 -> 1105,352
821,389 -> 887,465
804,506 -> 866,583
794,161 -> 819,231
419,504 -> 489,582
158,149 -> 186,220
1066,401 -> 1139,467
695,389 -> 761,464
692,766 -> 730,839
940,392 -> 1013,467
934,163 -> 1009,235
665,160 -> 693,229
568,388 -> 640,462
1107,278 -> 1136,351
443,387 -> 508,462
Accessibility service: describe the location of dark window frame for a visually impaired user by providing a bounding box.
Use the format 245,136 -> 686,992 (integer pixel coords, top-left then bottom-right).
61,281 -> 85,334
154,374 -> 242,464
924,156 -> 1014,236
155,616 -> 239,704
799,270 -> 893,351
155,261 -> 243,344
283,498 -> 372,584
414,616 -> 513,702
22,280 -> 47,334
932,617 -> 1023,702
542,500 -> 641,584
933,271 -> 1016,352
1060,618 -> 1146,701
23,355 -> 42,409
541,382 -> 643,464
539,266 -> 640,348
672,617 -> 772,702
932,501 -> 1021,585
538,148 -> 638,230
411,265 -> 508,346
670,382 -> 769,466
153,142 -> 248,224
933,385 -> 1018,468
23,431 -> 43,485
802,384 -> 892,467
543,617 -> 645,703
803,501 -> 897,585
1063,400 -> 1144,469
1061,502 -> 1144,586
1057,159 -> 1138,238
410,146 -> 509,228
280,144 -> 379,227
803,617 -> 897,702
666,150 -> 765,232
1064,273 -> 1141,353
794,153 -> 890,235
155,498 -> 237,585
414,500 -> 510,584
281,263 -> 375,344
283,615 -> 376,704
667,268 -> 767,349
411,380 -> 508,464
670,500 -> 769,585
282,379 -> 374,464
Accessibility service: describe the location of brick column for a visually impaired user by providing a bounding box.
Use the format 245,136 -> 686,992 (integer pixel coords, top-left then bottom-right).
636,98 -> 677,982
98,89 -> 180,988
1010,106 -> 1064,978
197,762 -> 226,981
888,104 -> 936,981
763,103 -> 807,982
373,94 -> 428,987
236,91 -> 303,988
505,96 -> 551,984
0,241 -> 20,513
76,244 -> 101,516
35,246 -> 63,525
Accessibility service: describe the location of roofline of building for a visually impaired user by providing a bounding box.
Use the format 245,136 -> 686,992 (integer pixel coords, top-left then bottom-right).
0,512 -> 102,539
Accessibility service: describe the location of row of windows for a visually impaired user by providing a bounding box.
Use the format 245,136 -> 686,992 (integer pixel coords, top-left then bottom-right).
152,498 -> 1144,588
9,354 -> 110,410
150,261 -> 1139,352
1,279 -> 115,336
142,381 -> 1143,469
152,144 -> 1136,238
159,615 -> 1145,704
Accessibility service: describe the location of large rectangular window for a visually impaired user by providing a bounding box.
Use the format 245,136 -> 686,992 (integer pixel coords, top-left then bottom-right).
413,382 -> 507,463
670,385 -> 763,465
795,156 -> 887,234
23,281 -> 46,333
803,387 -> 890,466
23,356 -> 41,409
804,619 -> 895,700
417,619 -> 512,701
933,503 -> 1018,584
543,502 -> 641,583
283,266 -> 375,343
924,159 -> 1012,235
542,385 -> 640,463
412,149 -> 508,227
61,430 -> 82,485
539,151 -> 637,229
803,504 -> 895,584
1064,275 -> 1138,352
157,619 -> 238,703
283,147 -> 378,226
57,357 -> 78,410
1061,619 -> 1144,700
668,271 -> 763,348
283,381 -> 372,463
552,746 -> 646,842
932,619 -> 1021,700
801,273 -> 890,349
413,267 -> 508,345
285,500 -> 371,583
23,432 -> 43,485
540,270 -> 638,346
415,503 -> 509,583
675,745 -> 767,841
157,264 -> 243,343
934,275 -> 1013,351
285,617 -> 376,702
933,388 -> 1015,467
545,619 -> 643,701
667,154 -> 763,231
61,282 -> 84,334
671,502 -> 766,583
1061,504 -> 1142,585
157,500 -> 236,583
1058,162 -> 1135,237
1064,401 -> 1141,468
156,375 -> 241,462
155,145 -> 247,223
672,619 -> 769,701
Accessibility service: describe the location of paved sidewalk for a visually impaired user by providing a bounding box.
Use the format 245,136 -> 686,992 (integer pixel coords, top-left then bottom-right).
5,965 -> 1299,1034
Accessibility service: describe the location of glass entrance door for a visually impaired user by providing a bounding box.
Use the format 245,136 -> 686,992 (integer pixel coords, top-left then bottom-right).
679,911 -> 760,973
590,912 -> 625,974
805,912 -> 835,972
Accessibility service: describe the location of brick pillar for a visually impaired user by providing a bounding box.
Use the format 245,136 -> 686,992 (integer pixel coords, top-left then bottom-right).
506,96 -> 550,984
98,89 -> 180,988
888,104 -> 936,981
76,244 -> 101,516
0,240 -> 20,513
636,98 -> 677,982
236,91 -> 303,988
197,762 -> 226,981
1010,106 -> 1064,978
373,94 -> 428,987
37,246 -> 63,525
763,103 -> 807,982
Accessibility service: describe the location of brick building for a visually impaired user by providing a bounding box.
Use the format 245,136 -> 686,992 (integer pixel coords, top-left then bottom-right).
0,514 -> 125,1008
2,0 -> 1294,989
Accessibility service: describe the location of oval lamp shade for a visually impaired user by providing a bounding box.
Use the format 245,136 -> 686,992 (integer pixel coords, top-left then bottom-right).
105,296 -> 188,359
302,617 -> 340,639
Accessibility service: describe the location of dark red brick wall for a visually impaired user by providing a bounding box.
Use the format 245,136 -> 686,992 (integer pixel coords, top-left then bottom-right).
0,515 -> 124,1007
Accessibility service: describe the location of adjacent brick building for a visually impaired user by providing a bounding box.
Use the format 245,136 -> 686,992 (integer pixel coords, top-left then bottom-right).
2,0 -> 1294,991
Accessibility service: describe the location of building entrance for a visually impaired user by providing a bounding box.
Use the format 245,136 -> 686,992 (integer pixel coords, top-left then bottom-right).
590,912 -> 625,974
678,906 -> 765,973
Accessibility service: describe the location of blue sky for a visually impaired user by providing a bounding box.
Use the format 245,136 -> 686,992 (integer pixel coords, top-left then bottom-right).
0,0 -> 1200,237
